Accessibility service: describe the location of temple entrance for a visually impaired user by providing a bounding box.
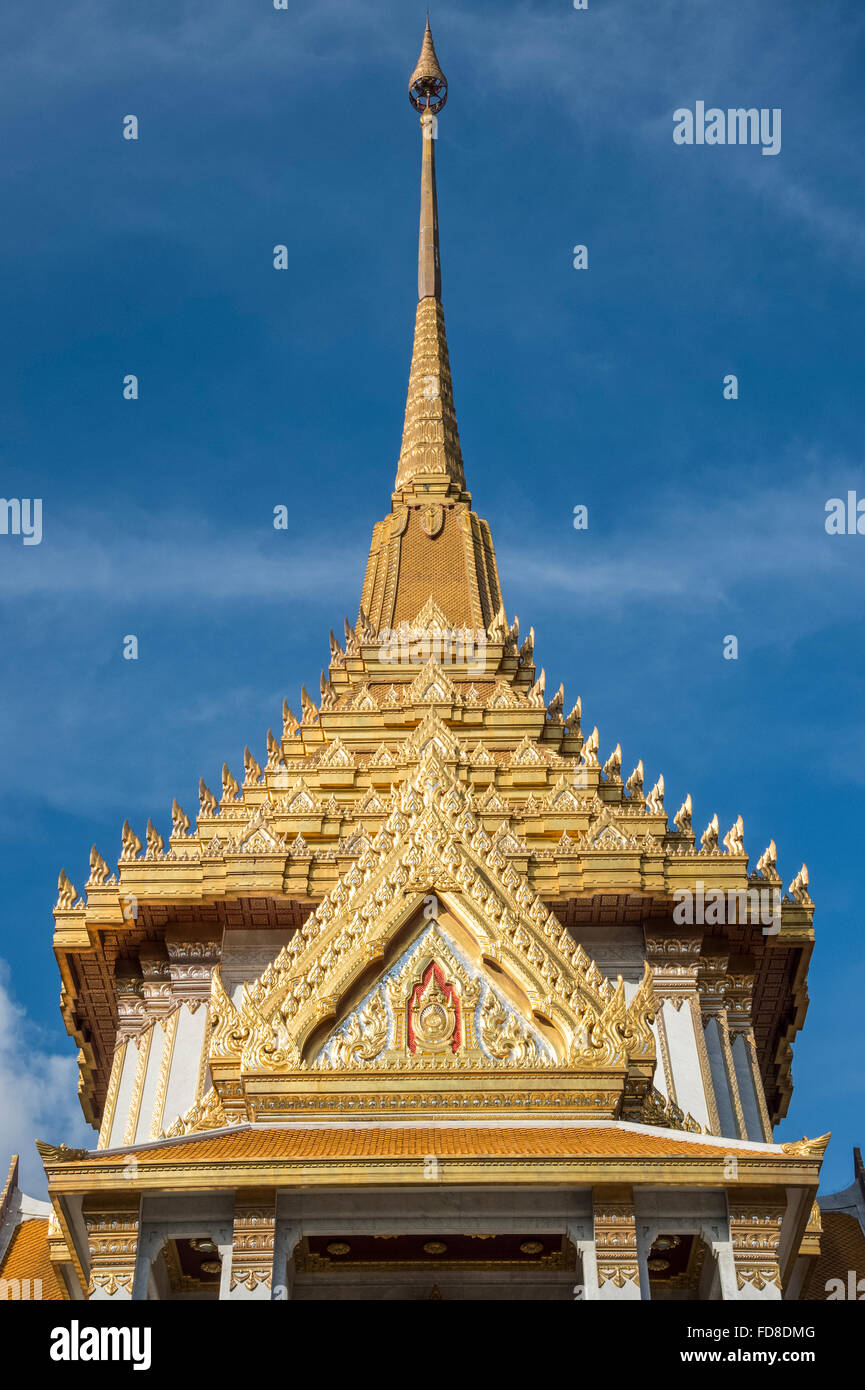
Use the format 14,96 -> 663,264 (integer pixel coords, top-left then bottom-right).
291,1233 -> 579,1300
646,1233 -> 717,1301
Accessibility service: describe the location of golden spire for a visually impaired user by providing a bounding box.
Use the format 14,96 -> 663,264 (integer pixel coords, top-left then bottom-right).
396,19 -> 465,493
360,22 -> 502,634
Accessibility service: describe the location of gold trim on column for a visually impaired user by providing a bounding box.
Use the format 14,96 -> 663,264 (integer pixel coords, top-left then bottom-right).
123,1026 -> 152,1147
655,1004 -> 677,1107
728,1201 -> 783,1292
84,1200 -> 140,1299
688,995 -> 721,1135
196,1004 -> 212,1107
717,1012 -> 747,1140
150,1008 -> 180,1140
97,1040 -> 127,1150
744,1030 -> 773,1142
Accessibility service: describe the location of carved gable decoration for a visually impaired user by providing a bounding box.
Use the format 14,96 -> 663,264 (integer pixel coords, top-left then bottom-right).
282,779 -> 317,814
510,735 -> 545,767
488,681 -> 520,710
349,683 -> 378,712
209,751 -> 657,1091
222,807 -> 282,856
492,820 -> 524,856
408,960 -> 460,1054
405,710 -> 459,762
369,743 -> 397,768
358,788 -> 387,815
339,826 -> 372,856
318,737 -> 355,769
238,825 -> 281,855
412,596 -> 451,630
592,825 -> 628,849
547,776 -> 583,812
585,807 -> 634,851
405,659 -> 459,707
469,741 -> 496,768
478,787 -> 508,813
313,922 -> 553,1070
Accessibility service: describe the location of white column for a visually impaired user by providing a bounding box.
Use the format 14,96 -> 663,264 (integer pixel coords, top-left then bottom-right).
272,1222 -> 302,1300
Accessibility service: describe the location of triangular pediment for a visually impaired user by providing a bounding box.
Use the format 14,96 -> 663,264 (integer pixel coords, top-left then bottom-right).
369,743 -> 397,768
404,709 -> 459,762
313,920 -> 555,1070
546,775 -> 585,813
278,778 -> 318,814
318,736 -> 355,769
222,807 -> 283,855
209,750 -> 657,1083
348,682 -> 378,711
469,741 -> 496,768
488,680 -> 520,710
583,806 -> 636,850
411,596 -> 451,631
510,734 -> 545,767
405,659 -> 459,707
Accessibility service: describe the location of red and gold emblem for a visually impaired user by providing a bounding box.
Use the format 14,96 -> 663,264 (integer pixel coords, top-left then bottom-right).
407,961 -> 460,1055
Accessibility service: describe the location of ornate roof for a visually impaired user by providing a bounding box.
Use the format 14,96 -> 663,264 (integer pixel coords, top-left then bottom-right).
50,21 -> 815,1141
56,1125 -> 777,1168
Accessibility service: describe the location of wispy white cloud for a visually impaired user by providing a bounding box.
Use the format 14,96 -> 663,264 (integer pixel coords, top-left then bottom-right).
0,509 -> 364,603
0,962 -> 91,1197
498,466 -> 860,645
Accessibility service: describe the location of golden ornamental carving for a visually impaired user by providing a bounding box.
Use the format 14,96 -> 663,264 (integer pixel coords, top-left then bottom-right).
329,990 -> 389,1067
203,751 -> 657,1118
729,1203 -> 784,1291
594,1204 -> 640,1289
641,1086 -> 705,1134
419,503 -> 445,538
479,991 -> 538,1065
408,964 -> 458,1054
163,1085 -> 237,1138
779,1133 -> 831,1159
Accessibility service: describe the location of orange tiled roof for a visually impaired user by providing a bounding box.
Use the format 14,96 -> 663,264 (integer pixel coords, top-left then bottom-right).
803,1211 -> 865,1300
0,1218 -> 65,1300
71,1125 -> 771,1167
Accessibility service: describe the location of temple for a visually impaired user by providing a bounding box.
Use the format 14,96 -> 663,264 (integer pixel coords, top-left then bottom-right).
1,23 -> 850,1303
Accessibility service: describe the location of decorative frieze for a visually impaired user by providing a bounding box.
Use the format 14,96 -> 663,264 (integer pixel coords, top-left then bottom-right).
729,1203 -> 784,1294
229,1199 -> 277,1296
594,1194 -> 640,1298
85,1203 -> 140,1300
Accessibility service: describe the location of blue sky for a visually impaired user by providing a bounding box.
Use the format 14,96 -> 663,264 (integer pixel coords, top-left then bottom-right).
0,0 -> 863,1195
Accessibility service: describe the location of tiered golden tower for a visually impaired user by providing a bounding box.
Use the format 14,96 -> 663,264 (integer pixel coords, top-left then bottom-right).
0,22 -> 834,1302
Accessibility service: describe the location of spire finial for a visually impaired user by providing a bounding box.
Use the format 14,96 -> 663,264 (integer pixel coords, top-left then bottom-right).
409,17 -> 448,113
392,21 -> 465,494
